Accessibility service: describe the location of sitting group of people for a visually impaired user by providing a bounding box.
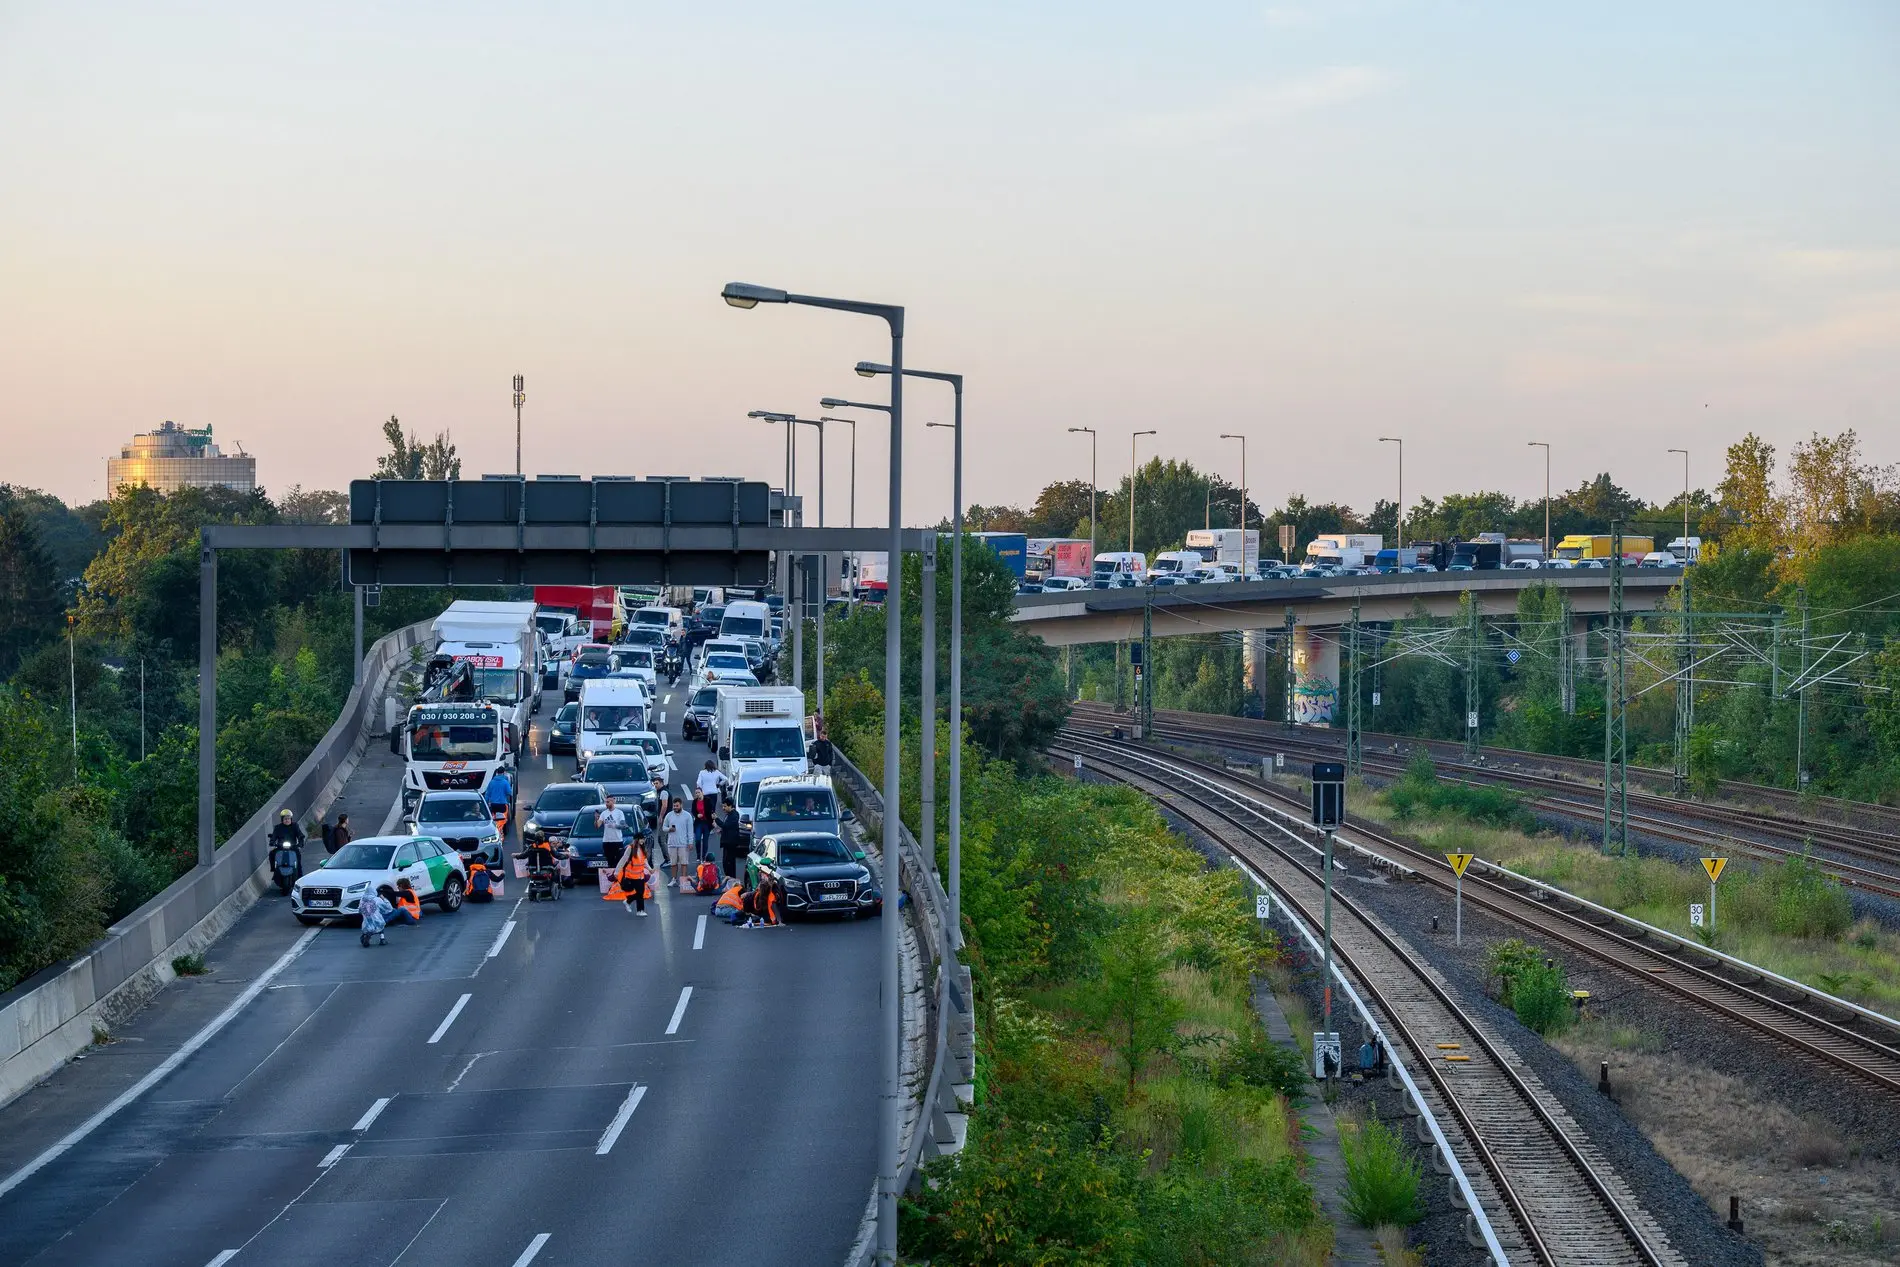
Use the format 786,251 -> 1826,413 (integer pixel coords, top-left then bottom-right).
358,878 -> 422,947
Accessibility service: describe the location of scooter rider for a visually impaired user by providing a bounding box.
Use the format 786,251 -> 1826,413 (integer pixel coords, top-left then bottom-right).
269,809 -> 305,893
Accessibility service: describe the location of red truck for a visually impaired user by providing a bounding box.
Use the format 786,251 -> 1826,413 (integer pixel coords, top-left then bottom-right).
532,586 -> 623,640
1050,540 -> 1094,578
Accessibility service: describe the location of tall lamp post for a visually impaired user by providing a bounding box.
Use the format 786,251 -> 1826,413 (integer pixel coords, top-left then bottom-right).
1378,437 -> 1403,550
1129,429 -> 1157,552
1067,426 -> 1097,552
1667,448 -> 1690,548
859,360 -> 964,955
1528,441 -> 1552,557
725,282 -> 906,1266
821,417 -> 858,528
512,375 -> 525,477
1219,432 -> 1247,556
749,410 -> 798,647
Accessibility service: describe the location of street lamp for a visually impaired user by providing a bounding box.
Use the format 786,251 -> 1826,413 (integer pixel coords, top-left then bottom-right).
862,359 -> 967,957
1067,427 -> 1097,553
1219,432 -> 1247,559
1528,442 -> 1552,557
748,410 -> 796,497
820,417 -> 858,529
1129,430 -> 1156,552
1667,448 -> 1690,549
1378,437 -> 1402,550
725,281 -> 907,1267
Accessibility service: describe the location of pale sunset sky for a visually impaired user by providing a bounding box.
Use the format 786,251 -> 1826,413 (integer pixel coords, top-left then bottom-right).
2,1 -> 1895,523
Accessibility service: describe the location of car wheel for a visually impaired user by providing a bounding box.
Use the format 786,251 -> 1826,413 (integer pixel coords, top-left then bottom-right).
296,914 -> 326,926
437,875 -> 465,912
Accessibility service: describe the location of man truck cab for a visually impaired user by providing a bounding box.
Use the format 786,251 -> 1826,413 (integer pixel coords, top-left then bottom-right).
392,701 -> 516,817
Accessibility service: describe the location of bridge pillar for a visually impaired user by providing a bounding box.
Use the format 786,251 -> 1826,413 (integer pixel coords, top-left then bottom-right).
1293,625 -> 1339,724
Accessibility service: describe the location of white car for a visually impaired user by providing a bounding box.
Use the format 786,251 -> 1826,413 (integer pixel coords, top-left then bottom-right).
1543,559 -> 1576,570
597,729 -> 673,782
291,835 -> 468,924
610,647 -> 660,690
1505,559 -> 1542,571
1039,576 -> 1087,592
406,791 -> 506,866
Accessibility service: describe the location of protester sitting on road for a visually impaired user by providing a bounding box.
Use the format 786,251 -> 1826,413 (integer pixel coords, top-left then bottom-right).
359,891 -> 392,947
389,878 -> 422,926
742,873 -> 782,928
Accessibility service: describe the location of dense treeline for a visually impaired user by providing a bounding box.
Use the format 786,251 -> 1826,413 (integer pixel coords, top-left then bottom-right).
0,418 -> 465,992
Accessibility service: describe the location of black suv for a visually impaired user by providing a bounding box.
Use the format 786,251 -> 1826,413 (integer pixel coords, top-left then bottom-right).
680,685 -> 719,741
748,831 -> 882,920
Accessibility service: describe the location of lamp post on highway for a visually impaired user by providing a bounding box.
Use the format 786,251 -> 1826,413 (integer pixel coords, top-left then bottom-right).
1129,429 -> 1156,552
1068,426 -> 1097,553
1219,431 -> 1247,547
821,417 -> 858,529
1379,436 -> 1402,550
1667,448 -> 1690,549
857,361 -> 965,953
725,281 -> 906,1266
1529,441 -> 1551,557
512,375 -> 525,477
749,410 -> 799,653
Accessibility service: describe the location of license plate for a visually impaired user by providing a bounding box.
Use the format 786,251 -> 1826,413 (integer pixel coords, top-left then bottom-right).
308,899 -> 335,908
821,891 -> 848,902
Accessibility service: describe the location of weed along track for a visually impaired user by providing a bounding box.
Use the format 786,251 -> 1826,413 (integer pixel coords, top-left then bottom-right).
1050,736 -> 1685,1267
1059,728 -> 1900,1099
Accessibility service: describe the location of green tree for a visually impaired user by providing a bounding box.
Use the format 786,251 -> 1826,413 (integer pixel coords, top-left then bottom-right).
372,416 -> 461,481
1089,910 -> 1185,1096
1027,479 -> 1100,541
0,490 -> 65,675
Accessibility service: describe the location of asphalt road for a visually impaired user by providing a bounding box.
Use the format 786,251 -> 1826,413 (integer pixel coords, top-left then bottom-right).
0,676 -> 881,1267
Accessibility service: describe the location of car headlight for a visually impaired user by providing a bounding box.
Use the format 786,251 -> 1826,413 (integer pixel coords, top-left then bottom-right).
346,881 -> 370,893
780,876 -> 806,891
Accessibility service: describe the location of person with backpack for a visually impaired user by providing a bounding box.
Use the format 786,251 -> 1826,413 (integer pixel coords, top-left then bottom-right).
692,791 -> 714,861
329,813 -> 353,854
694,857 -> 722,894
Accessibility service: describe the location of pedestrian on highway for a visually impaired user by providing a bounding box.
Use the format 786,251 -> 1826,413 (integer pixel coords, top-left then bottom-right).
718,798 -> 747,885
329,813 -> 353,854
661,796 -> 694,884
359,891 -> 392,947
389,879 -> 422,926
599,795 -> 631,868
695,759 -> 724,804
692,791 -> 714,860
648,776 -> 670,859
606,843 -> 651,916
485,768 -> 515,830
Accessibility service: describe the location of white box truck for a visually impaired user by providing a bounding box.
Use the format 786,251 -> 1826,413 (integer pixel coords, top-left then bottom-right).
1185,529 -> 1260,572
1304,534 -> 1383,570
714,685 -> 809,789
431,600 -> 543,732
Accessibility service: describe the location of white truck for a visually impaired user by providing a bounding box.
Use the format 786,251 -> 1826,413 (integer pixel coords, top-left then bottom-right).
392,700 -> 516,816
431,600 -> 543,733
1149,550 -> 1204,579
577,677 -> 652,763
1185,528 -> 1260,573
1667,536 -> 1702,565
714,685 -> 809,789
1304,534 -> 1383,571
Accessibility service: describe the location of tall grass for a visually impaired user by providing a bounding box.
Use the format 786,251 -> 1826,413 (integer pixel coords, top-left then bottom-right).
1339,1116 -> 1423,1227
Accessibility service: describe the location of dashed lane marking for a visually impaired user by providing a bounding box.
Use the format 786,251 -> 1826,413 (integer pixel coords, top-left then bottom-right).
205,1253 -> 239,1267
595,1085 -> 647,1155
665,985 -> 693,1035
352,1097 -> 391,1131
319,1143 -> 350,1169
693,914 -> 707,950
427,993 -> 472,1045
485,920 -> 517,959
511,1233 -> 553,1266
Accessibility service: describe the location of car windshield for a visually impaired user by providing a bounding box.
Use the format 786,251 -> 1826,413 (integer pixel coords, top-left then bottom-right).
537,786 -> 604,811
555,704 -> 577,725
569,808 -> 606,838
691,689 -> 718,709
328,843 -> 396,870
625,628 -> 665,647
470,667 -> 519,704
535,615 -> 568,636
756,789 -> 837,821
739,780 -> 762,809
706,654 -> 748,670
634,612 -> 669,627
570,662 -> 608,681
721,616 -> 764,637
777,836 -> 850,863
700,606 -> 726,624
733,726 -> 805,760
582,705 -> 645,732
410,724 -> 497,761
419,799 -> 491,824
614,651 -> 654,668
584,759 -> 645,782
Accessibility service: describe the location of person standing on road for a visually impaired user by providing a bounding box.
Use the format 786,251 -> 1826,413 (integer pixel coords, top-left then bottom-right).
599,796 -> 631,868
607,842 -> 651,916
692,791 -> 714,861
695,759 -> 724,805
661,796 -> 694,884
718,798 -> 747,885
329,813 -> 353,854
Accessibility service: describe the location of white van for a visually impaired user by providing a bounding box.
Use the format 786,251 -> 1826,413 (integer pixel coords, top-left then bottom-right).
576,678 -> 651,761
1090,552 -> 1147,588
719,599 -> 772,642
632,605 -> 685,639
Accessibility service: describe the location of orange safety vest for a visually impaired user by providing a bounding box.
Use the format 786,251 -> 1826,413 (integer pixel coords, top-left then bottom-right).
715,882 -> 744,914
395,889 -> 421,918
605,850 -> 648,901
761,884 -> 779,924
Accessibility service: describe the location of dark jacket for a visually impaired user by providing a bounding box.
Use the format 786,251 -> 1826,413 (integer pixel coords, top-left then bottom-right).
330,823 -> 353,853
269,822 -> 305,850
808,738 -> 834,765
718,810 -> 746,848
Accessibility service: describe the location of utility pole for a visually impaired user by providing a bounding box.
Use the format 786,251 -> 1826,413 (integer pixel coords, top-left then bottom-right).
1282,608 -> 1296,728
1140,587 -> 1154,738
921,536 -> 937,874
1603,524 -> 1628,853
1796,587 -> 1811,793
67,613 -> 79,770
1346,603 -> 1362,776
1464,595 -> 1481,762
512,374 -> 525,477
1129,430 -> 1156,552
1067,427 -> 1097,555
1559,589 -> 1575,715
1673,570 -> 1694,797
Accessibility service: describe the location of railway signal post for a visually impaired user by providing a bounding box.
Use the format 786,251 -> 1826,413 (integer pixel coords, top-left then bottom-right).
1311,761 -> 1345,1078
1702,856 -> 1726,934
1445,852 -> 1474,945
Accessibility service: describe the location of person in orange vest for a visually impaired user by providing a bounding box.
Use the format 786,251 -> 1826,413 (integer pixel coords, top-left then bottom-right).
743,873 -> 782,928
605,843 -> 651,917
389,878 -> 422,926
713,880 -> 746,924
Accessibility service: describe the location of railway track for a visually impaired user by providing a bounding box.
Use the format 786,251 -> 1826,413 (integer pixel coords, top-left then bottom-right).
1048,735 -> 1682,1266
1073,702 -> 1900,895
1056,727 -> 1900,1100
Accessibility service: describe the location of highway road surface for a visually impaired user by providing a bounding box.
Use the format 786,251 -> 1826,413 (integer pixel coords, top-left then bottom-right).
0,680 -> 881,1267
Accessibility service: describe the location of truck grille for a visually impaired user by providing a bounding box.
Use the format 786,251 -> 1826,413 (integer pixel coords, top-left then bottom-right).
423,771 -> 483,790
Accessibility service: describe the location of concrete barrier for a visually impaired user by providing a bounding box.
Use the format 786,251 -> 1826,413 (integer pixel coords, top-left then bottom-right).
0,620 -> 430,1108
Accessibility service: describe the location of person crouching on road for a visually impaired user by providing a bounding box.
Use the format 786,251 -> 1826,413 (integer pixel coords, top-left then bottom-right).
389,878 -> 422,926
661,796 -> 694,884
359,890 -> 392,946
606,844 -> 651,916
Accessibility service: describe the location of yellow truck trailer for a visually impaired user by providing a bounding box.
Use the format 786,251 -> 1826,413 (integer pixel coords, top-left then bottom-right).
1553,534 -> 1653,561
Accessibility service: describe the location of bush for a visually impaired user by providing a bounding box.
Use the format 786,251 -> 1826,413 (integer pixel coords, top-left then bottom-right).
1512,958 -> 1573,1036
1384,753 -> 1532,831
1216,1027 -> 1309,1101
171,952 -> 207,976
1769,853 -> 1853,939
1340,1117 -> 1423,1227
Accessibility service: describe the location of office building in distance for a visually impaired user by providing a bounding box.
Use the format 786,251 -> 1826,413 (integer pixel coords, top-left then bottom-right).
107,420 -> 255,494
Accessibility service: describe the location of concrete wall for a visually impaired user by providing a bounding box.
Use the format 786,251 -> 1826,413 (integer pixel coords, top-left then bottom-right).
0,620 -> 430,1108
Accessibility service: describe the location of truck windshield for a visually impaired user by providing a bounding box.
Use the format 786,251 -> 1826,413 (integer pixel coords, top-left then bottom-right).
582,705 -> 645,733
720,616 -> 764,638
470,668 -> 520,705
634,611 -> 669,627
410,725 -> 497,762
733,725 -> 805,760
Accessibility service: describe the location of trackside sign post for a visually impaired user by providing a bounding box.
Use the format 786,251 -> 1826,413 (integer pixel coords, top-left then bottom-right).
1311,761 -> 1345,1054
1701,857 -> 1726,934
1445,852 -> 1474,946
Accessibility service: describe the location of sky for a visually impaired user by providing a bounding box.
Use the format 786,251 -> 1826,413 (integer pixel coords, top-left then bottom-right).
2,1 -> 1896,527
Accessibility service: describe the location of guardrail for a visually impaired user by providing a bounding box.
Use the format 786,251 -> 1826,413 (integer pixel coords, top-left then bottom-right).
0,619 -> 431,1108
830,748 -> 973,1266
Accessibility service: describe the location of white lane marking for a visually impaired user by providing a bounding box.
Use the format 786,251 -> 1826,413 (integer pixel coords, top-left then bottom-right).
352,1097 -> 391,1131
386,1196 -> 449,1265
664,985 -> 693,1035
319,1143 -> 351,1169
546,753 -> 553,770
427,993 -> 472,1045
693,913 -> 707,950
511,1233 -> 553,1266
485,920 -> 517,959
595,1084 -> 647,1155
0,927 -> 320,1201
659,712 -> 666,725
205,1252 -> 240,1267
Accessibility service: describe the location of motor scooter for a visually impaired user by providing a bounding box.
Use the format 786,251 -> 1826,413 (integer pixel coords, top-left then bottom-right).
270,840 -> 304,895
